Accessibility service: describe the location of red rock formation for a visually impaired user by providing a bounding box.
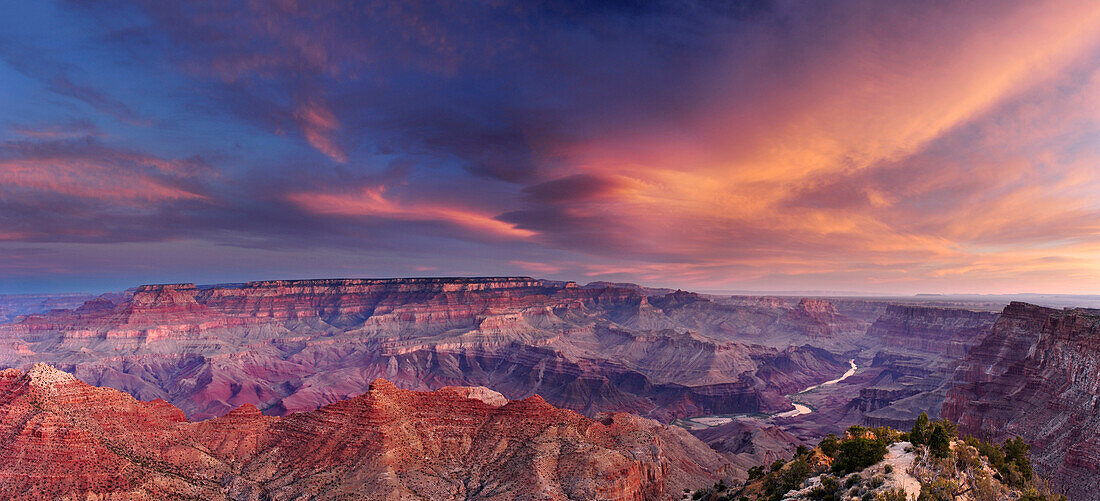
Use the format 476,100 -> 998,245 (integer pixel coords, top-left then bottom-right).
0,278 -> 851,421
778,298 -> 868,342
942,302 -> 1100,500
0,365 -> 729,500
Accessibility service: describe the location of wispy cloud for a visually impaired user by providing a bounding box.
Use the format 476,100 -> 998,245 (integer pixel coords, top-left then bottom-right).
287,186 -> 534,240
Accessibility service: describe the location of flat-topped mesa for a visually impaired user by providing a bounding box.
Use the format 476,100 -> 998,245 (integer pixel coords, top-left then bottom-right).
226,276 -> 552,293
129,283 -> 201,307
0,277 -> 855,422
188,276 -> 577,325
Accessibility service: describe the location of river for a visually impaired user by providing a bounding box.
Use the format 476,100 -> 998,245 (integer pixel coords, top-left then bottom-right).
674,358 -> 859,429
775,358 -> 858,418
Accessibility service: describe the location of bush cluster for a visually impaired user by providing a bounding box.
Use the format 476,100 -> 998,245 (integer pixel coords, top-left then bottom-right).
908,412 -> 955,458
825,425 -> 892,475
715,413 -> 1061,501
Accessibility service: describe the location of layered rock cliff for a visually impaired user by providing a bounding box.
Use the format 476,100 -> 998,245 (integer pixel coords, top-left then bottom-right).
942,302 -> 1100,500
855,305 -> 998,428
0,364 -> 730,500
0,278 -> 852,421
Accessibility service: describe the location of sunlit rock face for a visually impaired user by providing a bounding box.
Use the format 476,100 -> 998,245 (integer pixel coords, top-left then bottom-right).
0,277 -> 852,421
0,365 -> 729,500
942,302 -> 1100,500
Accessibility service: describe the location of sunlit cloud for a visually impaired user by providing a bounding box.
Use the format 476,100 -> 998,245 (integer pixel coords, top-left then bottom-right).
0,139 -> 208,203
294,99 -> 347,162
287,186 -> 535,239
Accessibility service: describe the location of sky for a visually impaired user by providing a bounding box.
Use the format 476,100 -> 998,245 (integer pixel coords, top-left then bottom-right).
1,0 -> 1100,294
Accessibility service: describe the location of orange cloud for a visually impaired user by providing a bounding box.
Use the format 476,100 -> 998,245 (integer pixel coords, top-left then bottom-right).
287,186 -> 534,239
512,1 -> 1100,292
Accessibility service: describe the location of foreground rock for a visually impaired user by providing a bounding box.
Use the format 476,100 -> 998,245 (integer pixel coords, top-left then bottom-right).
0,364 -> 730,500
942,302 -> 1100,500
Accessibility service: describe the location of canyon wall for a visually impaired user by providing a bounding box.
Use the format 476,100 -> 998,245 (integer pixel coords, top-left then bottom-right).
855,305 -> 999,429
942,302 -> 1100,500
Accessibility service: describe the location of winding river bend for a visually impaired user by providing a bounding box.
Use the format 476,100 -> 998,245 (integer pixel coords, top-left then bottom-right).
775,358 -> 858,418
676,358 -> 859,429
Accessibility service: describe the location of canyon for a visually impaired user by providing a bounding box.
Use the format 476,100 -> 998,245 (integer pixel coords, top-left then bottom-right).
0,278 -> 855,421
3,277 -> 1098,498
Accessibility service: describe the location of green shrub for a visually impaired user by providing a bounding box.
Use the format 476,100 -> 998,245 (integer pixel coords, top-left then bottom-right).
1003,436 -> 1034,483
928,424 -> 951,458
819,433 -> 840,458
762,458 -> 812,501
832,437 -> 889,474
935,419 -> 957,438
977,440 -> 1006,471
910,412 -> 931,446
918,478 -> 958,501
808,475 -> 841,501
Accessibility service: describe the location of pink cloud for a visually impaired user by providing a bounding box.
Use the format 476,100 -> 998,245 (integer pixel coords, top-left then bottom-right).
0,156 -> 206,203
502,1 -> 1100,292
294,99 -> 347,162
287,186 -> 534,239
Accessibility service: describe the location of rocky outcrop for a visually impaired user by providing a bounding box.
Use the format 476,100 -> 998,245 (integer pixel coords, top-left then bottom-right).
942,302 -> 1100,500
0,277 -> 851,421
0,365 -> 730,500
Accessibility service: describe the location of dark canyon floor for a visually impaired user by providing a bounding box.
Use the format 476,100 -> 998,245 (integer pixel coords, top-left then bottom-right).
0,277 -> 1096,499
